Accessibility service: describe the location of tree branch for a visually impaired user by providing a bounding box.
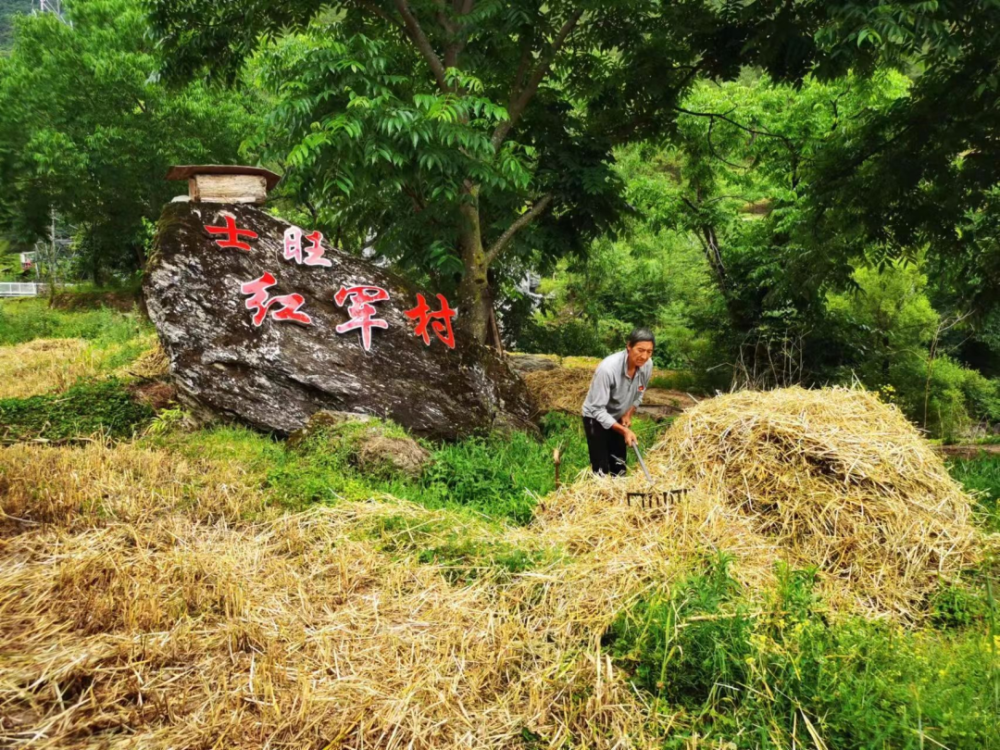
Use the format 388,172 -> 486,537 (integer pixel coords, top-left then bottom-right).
442,0 -> 473,70
511,33 -> 533,102
355,0 -> 405,30
672,105 -> 790,143
486,194 -> 553,264
393,0 -> 450,92
491,9 -> 583,151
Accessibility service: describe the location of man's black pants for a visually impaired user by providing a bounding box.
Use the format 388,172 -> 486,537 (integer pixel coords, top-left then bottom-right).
583,416 -> 627,476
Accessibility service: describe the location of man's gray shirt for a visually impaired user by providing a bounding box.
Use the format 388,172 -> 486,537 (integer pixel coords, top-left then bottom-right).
581,350 -> 653,430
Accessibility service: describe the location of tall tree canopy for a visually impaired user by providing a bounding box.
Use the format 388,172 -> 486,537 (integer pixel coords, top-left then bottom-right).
0,0 -> 255,282
804,0 -> 1000,318
148,0 -> 864,342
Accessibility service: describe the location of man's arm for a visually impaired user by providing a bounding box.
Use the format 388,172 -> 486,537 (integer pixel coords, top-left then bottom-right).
584,365 -> 638,445
634,363 -> 652,409
584,368 -> 618,430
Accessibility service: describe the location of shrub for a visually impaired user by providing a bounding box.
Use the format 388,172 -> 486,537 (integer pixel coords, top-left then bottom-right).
607,559 -> 1000,749
948,455 -> 1000,532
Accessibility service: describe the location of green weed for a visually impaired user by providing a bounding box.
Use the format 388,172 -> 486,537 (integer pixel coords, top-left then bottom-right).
931,579 -> 990,628
149,412 -> 669,523
362,512 -> 548,584
0,297 -> 148,347
649,371 -> 703,394
948,455 -> 1000,532
0,378 -> 154,440
393,412 -> 666,523
607,557 -> 1000,749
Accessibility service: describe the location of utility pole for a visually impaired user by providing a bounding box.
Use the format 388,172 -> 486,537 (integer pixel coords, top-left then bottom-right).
35,0 -> 66,22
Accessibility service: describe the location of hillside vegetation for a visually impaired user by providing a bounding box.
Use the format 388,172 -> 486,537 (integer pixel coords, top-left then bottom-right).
0,0 -> 30,48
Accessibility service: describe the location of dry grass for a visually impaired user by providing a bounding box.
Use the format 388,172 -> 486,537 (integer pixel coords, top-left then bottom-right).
114,340 -> 168,381
524,366 -> 695,416
560,356 -> 678,382
0,385 -> 983,747
0,339 -> 92,399
0,440 -> 677,749
559,355 -> 604,371
0,335 -> 161,399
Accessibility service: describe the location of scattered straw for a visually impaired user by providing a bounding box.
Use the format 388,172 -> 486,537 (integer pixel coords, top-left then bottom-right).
0,385 -> 983,747
0,334 -> 162,399
0,441 -> 673,748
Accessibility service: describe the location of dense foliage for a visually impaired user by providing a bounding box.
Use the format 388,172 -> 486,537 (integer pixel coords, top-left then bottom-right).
145,0 -> 911,342
606,556 -> 999,749
3,0 -> 1000,432
0,0 -> 254,282
517,71 -> 1000,437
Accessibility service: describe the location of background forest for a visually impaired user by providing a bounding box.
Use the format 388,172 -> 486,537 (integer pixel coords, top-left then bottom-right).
3,0 -> 1000,439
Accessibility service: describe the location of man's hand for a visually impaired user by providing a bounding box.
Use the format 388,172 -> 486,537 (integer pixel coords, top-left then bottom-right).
622,427 -> 638,446
621,412 -> 632,429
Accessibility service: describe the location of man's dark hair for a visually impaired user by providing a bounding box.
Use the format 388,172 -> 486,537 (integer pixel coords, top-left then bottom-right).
627,327 -> 656,347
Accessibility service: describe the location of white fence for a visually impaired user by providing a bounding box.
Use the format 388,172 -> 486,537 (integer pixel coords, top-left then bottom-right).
0,283 -> 47,297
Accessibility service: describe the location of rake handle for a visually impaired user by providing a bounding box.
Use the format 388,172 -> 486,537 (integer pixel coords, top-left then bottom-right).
632,442 -> 653,482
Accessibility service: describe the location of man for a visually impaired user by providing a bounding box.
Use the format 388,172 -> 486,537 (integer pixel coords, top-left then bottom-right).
581,328 -> 655,475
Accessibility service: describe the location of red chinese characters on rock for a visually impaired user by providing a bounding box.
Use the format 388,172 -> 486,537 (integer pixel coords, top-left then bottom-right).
205,215 -> 258,252
283,227 -> 333,267
241,272 -> 313,327
405,293 -> 457,349
207,219 -> 458,349
333,285 -> 389,352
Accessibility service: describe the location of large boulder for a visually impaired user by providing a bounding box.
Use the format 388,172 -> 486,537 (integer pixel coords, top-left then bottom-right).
144,202 -> 535,440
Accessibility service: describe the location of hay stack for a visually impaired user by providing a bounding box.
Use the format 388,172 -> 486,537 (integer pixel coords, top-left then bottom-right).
524,366 -> 695,416
660,386 -> 977,616
524,366 -> 594,413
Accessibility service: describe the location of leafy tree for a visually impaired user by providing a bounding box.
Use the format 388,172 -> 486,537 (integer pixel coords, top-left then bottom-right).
804,0 -> 1000,323
147,0 -> 867,342
826,261 -> 1000,437
0,0 -> 256,283
515,144 -> 725,369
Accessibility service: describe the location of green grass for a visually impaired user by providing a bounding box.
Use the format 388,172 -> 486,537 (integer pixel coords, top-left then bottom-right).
0,297 -> 148,347
948,455 -> 1000,532
149,412 -> 671,524
0,378 -> 154,441
361,512 -> 554,584
649,370 -> 703,393
606,556 -> 1000,750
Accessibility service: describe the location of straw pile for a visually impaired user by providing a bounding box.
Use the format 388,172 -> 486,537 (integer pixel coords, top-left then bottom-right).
658,386 -> 978,616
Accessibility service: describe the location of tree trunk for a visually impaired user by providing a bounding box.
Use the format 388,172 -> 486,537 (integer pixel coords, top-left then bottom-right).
456,184 -> 492,344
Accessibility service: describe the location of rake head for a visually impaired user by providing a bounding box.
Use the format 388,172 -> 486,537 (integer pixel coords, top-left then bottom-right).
625,488 -> 690,509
